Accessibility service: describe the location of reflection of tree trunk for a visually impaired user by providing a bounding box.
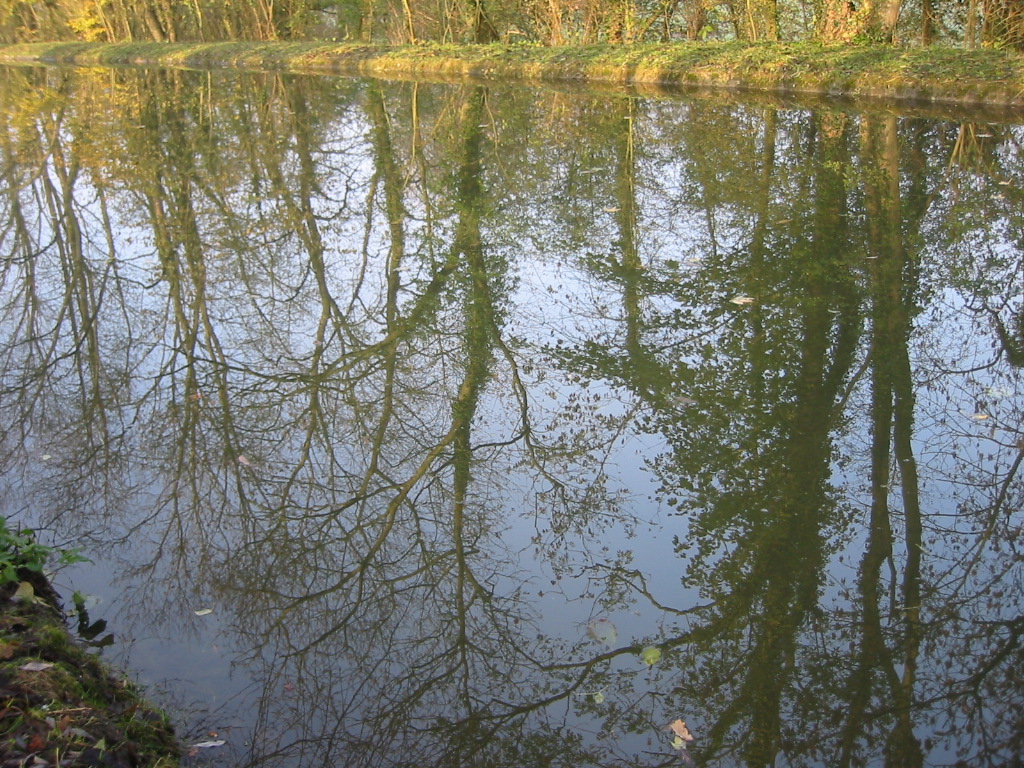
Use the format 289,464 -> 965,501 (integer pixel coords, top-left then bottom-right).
746,109 -> 776,412
839,114 -> 923,768
738,110 -> 845,768
451,87 -> 495,662
361,86 -> 409,486
42,126 -> 113,443
615,98 -> 644,365
612,97 -> 683,408
883,115 -> 924,768
696,111 -> 859,767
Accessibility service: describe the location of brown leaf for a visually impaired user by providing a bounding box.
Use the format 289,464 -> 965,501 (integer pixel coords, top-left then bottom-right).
27,732 -> 47,751
668,719 -> 694,742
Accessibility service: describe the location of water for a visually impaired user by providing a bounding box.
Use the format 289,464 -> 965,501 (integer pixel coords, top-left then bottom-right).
0,64 -> 1022,767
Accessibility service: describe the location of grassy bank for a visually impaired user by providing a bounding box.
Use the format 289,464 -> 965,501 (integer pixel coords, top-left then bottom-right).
0,526 -> 179,766
1,40 -> 1023,110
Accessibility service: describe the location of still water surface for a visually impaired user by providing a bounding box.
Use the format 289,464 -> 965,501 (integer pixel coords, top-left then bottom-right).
0,65 -> 1022,767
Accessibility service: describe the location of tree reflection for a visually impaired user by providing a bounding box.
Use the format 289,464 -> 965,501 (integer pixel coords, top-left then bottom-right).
0,65 -> 1023,767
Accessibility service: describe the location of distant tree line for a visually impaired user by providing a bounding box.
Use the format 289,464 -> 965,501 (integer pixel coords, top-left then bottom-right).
1,0 -> 1021,49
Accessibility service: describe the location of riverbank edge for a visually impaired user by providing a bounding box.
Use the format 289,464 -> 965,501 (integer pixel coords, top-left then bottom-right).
0,575 -> 180,766
2,40 -> 1024,111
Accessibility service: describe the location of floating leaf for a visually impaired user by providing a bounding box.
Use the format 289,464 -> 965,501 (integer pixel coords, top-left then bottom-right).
730,296 -> 756,306
640,645 -> 662,666
668,719 -> 694,742
237,455 -> 253,467
970,413 -> 990,421
593,691 -> 605,704
586,618 -> 617,646
20,661 -> 54,672
985,386 -> 1013,398
193,608 -> 214,616
191,739 -> 226,749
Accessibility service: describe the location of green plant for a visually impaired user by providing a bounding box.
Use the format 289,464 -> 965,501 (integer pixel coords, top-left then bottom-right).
0,517 -> 87,586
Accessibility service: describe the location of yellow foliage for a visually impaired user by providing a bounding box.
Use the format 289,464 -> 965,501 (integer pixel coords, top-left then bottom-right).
66,0 -> 108,42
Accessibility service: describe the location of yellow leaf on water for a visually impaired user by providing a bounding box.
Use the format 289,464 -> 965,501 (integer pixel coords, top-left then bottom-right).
640,645 -> 662,666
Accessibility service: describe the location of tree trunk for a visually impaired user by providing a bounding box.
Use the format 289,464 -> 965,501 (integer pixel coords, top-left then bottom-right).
921,0 -> 935,43
472,0 -> 499,41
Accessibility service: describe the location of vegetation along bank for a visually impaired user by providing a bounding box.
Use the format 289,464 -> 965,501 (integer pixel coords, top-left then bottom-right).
1,41 -> 1024,111
3,0 -> 1024,110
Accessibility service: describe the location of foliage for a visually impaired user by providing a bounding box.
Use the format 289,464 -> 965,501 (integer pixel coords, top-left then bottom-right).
0,517 -> 86,586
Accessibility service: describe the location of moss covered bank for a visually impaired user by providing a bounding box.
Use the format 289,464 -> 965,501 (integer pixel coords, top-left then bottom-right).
1,41 -> 1023,111
0,572 -> 179,767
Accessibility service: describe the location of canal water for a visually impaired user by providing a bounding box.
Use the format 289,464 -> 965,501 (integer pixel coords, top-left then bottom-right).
0,64 -> 1022,767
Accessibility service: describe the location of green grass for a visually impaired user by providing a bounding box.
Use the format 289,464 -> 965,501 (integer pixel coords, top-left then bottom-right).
1,40 -> 1023,109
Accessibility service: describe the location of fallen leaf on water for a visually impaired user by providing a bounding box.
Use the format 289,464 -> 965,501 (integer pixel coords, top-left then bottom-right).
194,608 -> 214,616
586,618 -> 617,647
593,691 -> 605,703
970,413 -> 990,421
984,386 -> 1013,398
640,645 -> 662,666
191,739 -> 226,749
237,455 -> 253,466
668,719 -> 694,742
730,296 -> 756,306
20,661 -> 54,672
